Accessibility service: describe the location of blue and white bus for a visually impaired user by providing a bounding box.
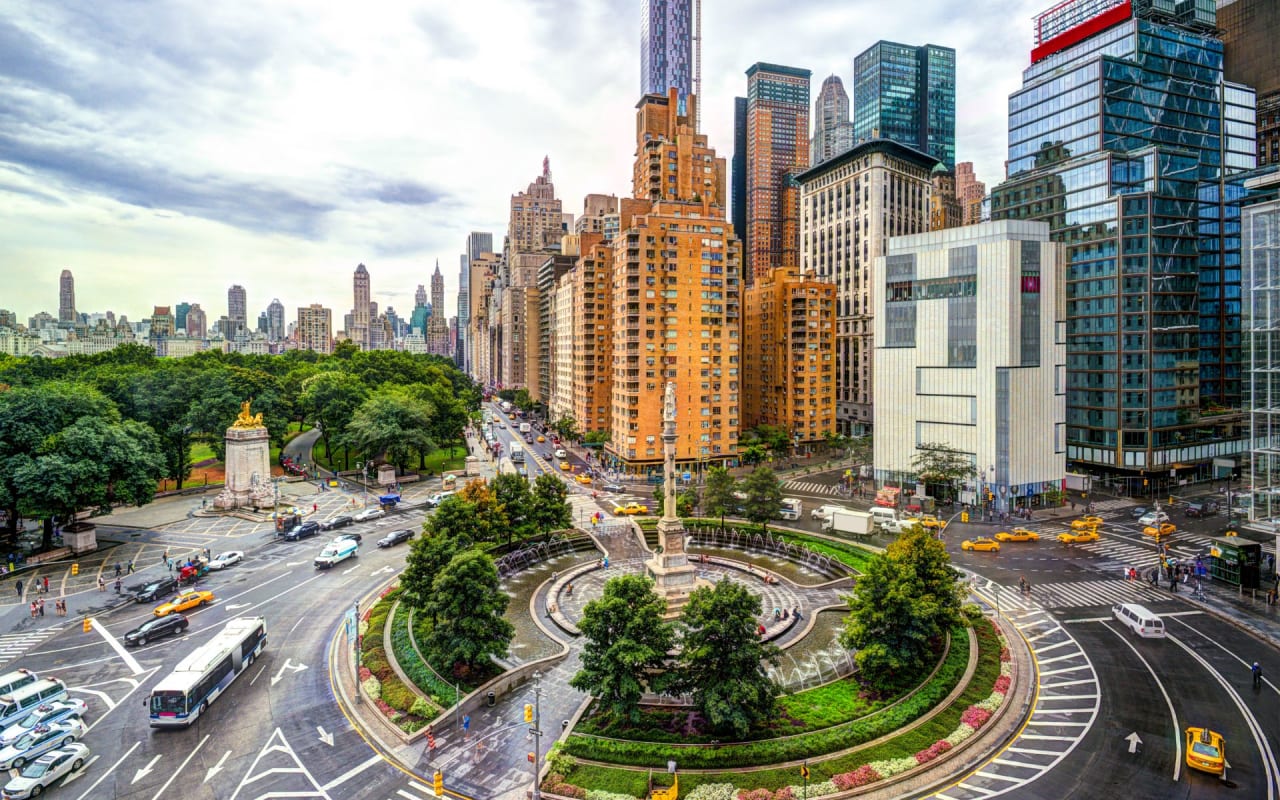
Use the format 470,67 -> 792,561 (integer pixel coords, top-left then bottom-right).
149,616 -> 267,728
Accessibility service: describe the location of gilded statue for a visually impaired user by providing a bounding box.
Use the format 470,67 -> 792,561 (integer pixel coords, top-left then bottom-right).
232,399 -> 265,429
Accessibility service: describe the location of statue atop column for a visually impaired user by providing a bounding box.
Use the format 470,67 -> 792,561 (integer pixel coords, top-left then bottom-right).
647,381 -> 699,616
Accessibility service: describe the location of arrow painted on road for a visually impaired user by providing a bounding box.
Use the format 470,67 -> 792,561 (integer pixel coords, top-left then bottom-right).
203,749 -> 231,783
286,561 -> 305,567
225,603 -> 250,611
271,658 -> 309,686
133,754 -> 162,784
1125,732 -> 1142,753
317,725 -> 334,746
60,754 -> 99,786
372,565 -> 395,576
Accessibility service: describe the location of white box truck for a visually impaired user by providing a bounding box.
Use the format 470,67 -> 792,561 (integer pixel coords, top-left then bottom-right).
823,508 -> 874,538
779,498 -> 803,520
520,422 -> 532,437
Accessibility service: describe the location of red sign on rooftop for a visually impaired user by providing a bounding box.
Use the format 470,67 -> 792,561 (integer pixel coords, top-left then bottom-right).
1031,0 -> 1133,63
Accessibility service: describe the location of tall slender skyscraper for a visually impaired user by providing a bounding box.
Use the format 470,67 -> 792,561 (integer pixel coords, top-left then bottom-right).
186,304 -> 207,339
266,298 -> 285,342
641,0 -> 693,111
58,269 -> 76,324
352,264 -> 371,349
732,96 -> 748,241
810,75 -> 854,166
745,63 -> 811,282
227,284 -> 247,336
467,232 -> 493,264
853,41 -> 956,168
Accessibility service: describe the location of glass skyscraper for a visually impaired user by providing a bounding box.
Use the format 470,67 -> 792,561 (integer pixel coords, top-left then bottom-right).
641,0 -> 692,111
992,0 -> 1256,487
852,41 -> 956,169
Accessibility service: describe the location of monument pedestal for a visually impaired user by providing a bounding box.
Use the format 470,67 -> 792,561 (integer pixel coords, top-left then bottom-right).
213,425 -> 275,511
64,525 -> 97,554
647,519 -> 704,617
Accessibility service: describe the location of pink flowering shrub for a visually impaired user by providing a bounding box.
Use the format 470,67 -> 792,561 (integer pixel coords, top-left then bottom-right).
1000,647 -> 1011,662
774,787 -> 795,800
961,706 -> 992,728
738,790 -> 774,800
914,740 -> 954,764
375,699 -> 397,718
832,765 -> 881,790
994,674 -> 1011,694
358,666 -> 373,681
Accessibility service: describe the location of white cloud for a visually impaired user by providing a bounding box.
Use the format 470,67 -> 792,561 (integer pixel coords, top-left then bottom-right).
0,0 -> 1046,326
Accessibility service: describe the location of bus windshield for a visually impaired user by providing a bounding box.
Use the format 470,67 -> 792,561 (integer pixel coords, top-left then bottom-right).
150,691 -> 186,715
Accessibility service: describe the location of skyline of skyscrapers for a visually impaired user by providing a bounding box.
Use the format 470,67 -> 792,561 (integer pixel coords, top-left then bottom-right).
852,40 -> 956,169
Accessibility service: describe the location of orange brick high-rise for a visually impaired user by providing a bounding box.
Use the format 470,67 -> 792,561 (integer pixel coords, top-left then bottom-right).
604,88 -> 742,475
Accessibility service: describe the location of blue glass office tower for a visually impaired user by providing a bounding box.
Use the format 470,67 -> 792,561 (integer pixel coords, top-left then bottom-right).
992,0 -> 1255,488
641,0 -> 692,112
852,41 -> 955,169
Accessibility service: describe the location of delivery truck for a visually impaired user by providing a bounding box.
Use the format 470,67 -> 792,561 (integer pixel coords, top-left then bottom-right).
823,508 -> 874,538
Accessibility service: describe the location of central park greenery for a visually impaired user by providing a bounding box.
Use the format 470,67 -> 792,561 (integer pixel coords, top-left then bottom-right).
0,343 -> 479,549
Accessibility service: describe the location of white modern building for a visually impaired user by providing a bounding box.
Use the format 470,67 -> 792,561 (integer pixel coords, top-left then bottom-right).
872,220 -> 1065,511
1246,170 -> 1280,523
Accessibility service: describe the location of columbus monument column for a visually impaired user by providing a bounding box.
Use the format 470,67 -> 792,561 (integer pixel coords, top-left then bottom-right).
646,382 -> 700,616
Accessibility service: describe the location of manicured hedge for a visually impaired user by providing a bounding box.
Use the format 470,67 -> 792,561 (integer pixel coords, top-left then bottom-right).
361,588 -> 431,733
561,627 -> 969,769
389,602 -> 452,709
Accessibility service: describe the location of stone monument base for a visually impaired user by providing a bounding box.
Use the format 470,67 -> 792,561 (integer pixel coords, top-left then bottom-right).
647,519 -> 709,618
213,424 -> 274,511
64,524 -> 97,555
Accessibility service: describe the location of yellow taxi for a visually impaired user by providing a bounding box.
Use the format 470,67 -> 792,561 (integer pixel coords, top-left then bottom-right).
559,461 -> 573,471
995,528 -> 1040,543
1057,529 -> 1100,544
960,537 -> 1000,553
918,515 -> 942,529
1071,515 -> 1104,530
1184,727 -> 1225,775
154,590 -> 215,617
1142,522 -> 1176,539
575,474 -> 592,485
613,503 -> 650,516
536,435 -> 546,443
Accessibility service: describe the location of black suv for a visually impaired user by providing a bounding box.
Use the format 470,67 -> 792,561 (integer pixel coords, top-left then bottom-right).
1185,501 -> 1219,518
284,521 -> 321,541
320,515 -> 353,531
124,613 -> 188,646
131,577 -> 179,603
377,529 -> 414,548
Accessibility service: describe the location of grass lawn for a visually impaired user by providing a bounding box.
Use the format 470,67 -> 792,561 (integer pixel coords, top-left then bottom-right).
190,442 -> 216,465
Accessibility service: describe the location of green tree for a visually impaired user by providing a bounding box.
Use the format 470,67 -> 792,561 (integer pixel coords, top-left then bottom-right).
744,425 -> 792,457
582,429 -> 610,445
512,388 -> 533,412
677,486 -> 699,517
670,579 -> 780,738
570,574 -> 675,722
740,466 -> 783,533
740,443 -> 767,466
342,387 -> 435,473
0,383 -> 117,542
299,371 -> 369,463
422,550 -> 514,679
840,528 -> 963,692
14,416 -> 166,549
491,472 -> 535,546
530,473 -> 572,534
702,467 -> 738,529
910,443 -> 973,503
554,415 -> 580,441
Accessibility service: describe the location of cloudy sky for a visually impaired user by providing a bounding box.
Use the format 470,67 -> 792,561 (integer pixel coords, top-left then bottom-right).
1,0 -> 1048,328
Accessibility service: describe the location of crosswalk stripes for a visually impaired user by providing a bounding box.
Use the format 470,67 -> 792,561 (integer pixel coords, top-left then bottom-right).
988,578 -> 1167,609
0,626 -> 63,666
782,480 -> 845,497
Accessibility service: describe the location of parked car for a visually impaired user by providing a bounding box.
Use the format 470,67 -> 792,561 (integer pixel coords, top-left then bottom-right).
1,742 -> 91,798
0,701 -> 88,747
352,507 -> 386,522
554,449 -> 567,460
208,551 -> 244,570
0,718 -> 85,771
333,532 -> 362,545
377,529 -> 415,548
130,577 -> 178,604
283,521 -> 321,541
123,614 -> 189,646
320,515 -> 354,531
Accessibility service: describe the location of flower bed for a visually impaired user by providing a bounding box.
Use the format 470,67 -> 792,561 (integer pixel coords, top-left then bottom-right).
360,588 -> 432,733
388,602 -> 454,710
558,617 -> 1010,797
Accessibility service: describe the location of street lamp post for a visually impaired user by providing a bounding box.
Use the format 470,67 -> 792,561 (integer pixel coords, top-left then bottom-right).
530,670 -> 543,800
360,460 -> 373,508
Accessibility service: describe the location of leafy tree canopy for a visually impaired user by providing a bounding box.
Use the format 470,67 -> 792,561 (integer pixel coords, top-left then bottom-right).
422,550 -> 514,678
740,466 -> 783,529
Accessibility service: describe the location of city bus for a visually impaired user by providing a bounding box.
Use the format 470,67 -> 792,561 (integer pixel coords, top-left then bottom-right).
148,617 -> 267,728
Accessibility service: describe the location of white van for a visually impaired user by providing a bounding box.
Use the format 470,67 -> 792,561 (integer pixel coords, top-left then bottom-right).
870,507 -> 898,529
0,670 -> 37,699
0,678 -> 68,727
810,504 -> 846,521
779,498 -> 803,521
1113,603 -> 1165,638
315,538 -> 359,569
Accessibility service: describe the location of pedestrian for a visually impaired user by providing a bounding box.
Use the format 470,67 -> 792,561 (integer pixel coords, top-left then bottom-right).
162,549 -> 169,565
42,576 -> 48,593
167,558 -> 174,572
15,579 -> 22,598
114,563 -> 121,578
201,498 -> 207,509
97,576 -> 105,591
57,597 -> 65,616
37,598 -> 44,617
29,601 -> 37,618
1253,661 -> 1263,688
313,503 -> 317,513
127,560 -> 134,574
114,577 -> 122,594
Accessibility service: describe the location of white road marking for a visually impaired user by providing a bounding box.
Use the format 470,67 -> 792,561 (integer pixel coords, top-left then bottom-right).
89,618 -> 144,675
74,741 -> 140,800
132,754 -> 162,784
149,734 -> 210,800
319,754 -> 382,791
204,749 -> 232,784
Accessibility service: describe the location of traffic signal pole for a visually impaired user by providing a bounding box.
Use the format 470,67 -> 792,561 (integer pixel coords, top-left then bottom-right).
531,670 -> 543,800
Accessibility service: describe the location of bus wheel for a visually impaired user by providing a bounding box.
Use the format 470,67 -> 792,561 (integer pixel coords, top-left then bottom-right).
199,702 -> 208,716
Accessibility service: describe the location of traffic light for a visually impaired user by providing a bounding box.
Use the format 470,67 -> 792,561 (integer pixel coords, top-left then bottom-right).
432,770 -> 443,797
523,703 -> 534,723
71,563 -> 79,576
82,617 -> 92,633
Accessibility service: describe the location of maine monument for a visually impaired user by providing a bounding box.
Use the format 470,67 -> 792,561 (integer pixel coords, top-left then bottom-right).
212,399 -> 276,510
